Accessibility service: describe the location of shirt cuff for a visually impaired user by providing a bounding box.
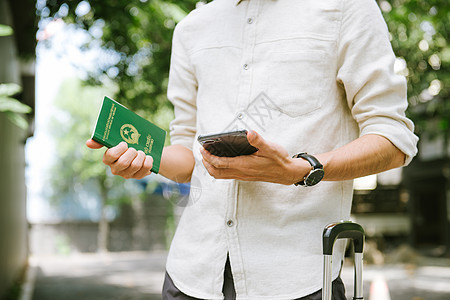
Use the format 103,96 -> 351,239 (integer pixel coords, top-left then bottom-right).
360,117 -> 419,166
170,135 -> 195,151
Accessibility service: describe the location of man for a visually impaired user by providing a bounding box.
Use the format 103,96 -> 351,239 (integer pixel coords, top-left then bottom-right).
87,0 -> 418,299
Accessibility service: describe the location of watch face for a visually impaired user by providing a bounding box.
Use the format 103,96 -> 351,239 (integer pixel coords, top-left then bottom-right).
305,169 -> 325,186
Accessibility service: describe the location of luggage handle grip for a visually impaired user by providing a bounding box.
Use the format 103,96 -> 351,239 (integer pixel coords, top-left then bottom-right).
322,221 -> 364,255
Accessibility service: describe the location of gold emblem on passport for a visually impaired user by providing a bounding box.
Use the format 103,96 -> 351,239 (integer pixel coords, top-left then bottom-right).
120,124 -> 141,144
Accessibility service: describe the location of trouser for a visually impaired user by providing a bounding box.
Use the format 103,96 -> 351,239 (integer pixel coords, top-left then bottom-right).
162,256 -> 347,300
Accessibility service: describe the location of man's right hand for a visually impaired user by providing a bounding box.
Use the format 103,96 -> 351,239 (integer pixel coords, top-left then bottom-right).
86,139 -> 154,179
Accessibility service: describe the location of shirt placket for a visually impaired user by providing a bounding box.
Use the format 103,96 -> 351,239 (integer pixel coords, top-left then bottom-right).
226,0 -> 260,297
234,0 -> 259,122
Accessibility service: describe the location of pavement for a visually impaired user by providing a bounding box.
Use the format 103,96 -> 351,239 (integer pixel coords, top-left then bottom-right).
29,251 -> 167,300
24,251 -> 450,300
341,257 -> 450,300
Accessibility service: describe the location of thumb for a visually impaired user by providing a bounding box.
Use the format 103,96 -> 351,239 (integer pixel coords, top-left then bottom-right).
246,130 -> 266,151
86,139 -> 104,149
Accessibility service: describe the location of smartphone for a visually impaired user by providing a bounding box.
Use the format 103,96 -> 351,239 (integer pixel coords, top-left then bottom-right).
197,130 -> 258,157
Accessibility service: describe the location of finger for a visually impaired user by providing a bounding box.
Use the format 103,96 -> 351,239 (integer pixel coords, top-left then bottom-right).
132,155 -> 154,179
110,147 -> 138,174
202,158 -> 222,178
200,148 -> 231,169
103,142 -> 128,165
118,150 -> 146,178
202,158 -> 256,181
86,139 -> 104,149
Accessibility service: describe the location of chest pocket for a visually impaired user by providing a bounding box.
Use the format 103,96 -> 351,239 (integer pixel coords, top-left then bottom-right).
265,51 -> 327,118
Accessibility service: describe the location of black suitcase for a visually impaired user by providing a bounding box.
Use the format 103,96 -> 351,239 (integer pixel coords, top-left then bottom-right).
322,221 -> 365,300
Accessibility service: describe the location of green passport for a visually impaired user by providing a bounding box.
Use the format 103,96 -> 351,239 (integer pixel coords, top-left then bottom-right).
91,96 -> 166,174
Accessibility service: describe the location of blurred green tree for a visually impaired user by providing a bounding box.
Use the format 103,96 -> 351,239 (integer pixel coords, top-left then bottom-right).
380,0 -> 449,139
38,0 -> 211,119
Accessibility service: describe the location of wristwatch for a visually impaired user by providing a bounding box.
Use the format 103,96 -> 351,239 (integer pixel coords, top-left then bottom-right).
292,152 -> 325,187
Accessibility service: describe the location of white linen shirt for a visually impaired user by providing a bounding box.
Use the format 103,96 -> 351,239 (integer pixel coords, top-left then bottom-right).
166,0 -> 418,299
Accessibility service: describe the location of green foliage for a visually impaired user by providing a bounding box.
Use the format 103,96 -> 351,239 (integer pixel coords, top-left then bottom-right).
380,0 -> 449,135
39,0 -> 211,119
0,24 -> 14,36
0,83 -> 32,129
0,24 -> 32,129
0,83 -> 21,98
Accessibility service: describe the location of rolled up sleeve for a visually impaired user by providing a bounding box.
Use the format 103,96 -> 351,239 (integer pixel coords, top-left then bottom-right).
336,0 -> 418,165
167,23 -> 198,151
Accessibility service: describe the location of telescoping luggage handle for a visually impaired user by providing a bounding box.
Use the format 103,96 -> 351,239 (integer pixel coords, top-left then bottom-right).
322,221 -> 365,300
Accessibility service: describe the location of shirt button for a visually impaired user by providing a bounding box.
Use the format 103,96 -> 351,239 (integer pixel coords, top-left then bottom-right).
243,64 -> 249,70
247,18 -> 254,24
227,220 -> 234,227
237,112 -> 244,120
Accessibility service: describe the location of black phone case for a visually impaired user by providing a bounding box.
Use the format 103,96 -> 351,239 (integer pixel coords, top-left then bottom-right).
197,130 -> 258,157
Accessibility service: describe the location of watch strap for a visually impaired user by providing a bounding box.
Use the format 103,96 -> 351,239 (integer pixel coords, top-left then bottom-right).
295,152 -> 323,169
292,152 -> 324,186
